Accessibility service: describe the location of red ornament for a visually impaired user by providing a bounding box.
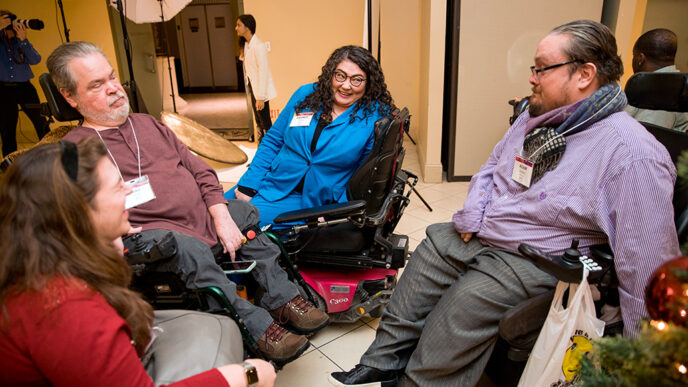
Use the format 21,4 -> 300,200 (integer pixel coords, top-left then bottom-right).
645,256 -> 688,326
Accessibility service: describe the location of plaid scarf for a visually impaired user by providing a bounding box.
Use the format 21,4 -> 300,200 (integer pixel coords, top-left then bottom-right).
522,84 -> 627,185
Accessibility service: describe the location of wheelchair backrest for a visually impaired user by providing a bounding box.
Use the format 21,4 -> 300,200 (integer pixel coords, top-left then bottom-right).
347,107 -> 410,216
625,72 -> 688,113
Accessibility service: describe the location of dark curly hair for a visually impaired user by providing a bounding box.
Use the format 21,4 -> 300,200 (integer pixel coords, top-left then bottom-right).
296,45 -> 394,123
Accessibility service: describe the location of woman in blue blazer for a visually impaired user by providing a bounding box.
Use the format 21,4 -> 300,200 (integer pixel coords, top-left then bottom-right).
225,45 -> 394,226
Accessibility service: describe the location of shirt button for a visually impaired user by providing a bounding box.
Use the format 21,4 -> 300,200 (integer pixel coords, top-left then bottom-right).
307,161 -> 311,166
483,216 -> 488,221
503,194 -> 508,199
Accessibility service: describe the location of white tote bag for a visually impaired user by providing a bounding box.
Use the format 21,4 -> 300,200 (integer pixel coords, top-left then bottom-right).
518,270 -> 605,386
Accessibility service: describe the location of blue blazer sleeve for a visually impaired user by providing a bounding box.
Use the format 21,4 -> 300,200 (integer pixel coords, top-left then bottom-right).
238,83 -> 316,190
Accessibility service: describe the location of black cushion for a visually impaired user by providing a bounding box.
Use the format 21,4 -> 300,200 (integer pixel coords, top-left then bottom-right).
625,72 -> 688,112
39,74 -> 82,122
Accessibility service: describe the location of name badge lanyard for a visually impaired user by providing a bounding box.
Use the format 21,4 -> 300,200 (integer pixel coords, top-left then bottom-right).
93,117 -> 155,209
93,116 -> 142,181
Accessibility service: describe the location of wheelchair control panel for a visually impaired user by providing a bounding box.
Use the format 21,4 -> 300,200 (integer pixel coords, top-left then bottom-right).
518,239 -> 613,283
123,232 -> 178,265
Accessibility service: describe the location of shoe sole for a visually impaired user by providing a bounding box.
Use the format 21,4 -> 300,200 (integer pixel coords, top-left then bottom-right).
264,340 -> 311,365
288,317 -> 331,335
327,374 -> 395,387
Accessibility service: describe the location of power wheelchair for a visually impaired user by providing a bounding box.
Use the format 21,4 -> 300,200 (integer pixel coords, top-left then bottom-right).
260,107 -> 415,323
128,107 -> 417,362
482,72 -> 688,386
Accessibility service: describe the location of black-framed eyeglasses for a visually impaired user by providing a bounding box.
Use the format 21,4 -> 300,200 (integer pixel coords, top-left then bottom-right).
333,70 -> 366,87
530,59 -> 583,80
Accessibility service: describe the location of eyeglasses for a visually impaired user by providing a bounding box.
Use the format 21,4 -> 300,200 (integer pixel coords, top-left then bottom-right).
530,60 -> 583,80
334,70 -> 366,87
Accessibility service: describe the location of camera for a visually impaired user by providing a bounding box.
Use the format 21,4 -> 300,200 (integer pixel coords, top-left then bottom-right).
123,232 -> 178,265
1,11 -> 44,31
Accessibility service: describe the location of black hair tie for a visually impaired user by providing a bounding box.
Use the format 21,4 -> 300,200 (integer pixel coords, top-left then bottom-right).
59,140 -> 79,181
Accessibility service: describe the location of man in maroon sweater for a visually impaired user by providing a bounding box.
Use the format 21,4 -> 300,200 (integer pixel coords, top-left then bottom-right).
47,41 -> 329,363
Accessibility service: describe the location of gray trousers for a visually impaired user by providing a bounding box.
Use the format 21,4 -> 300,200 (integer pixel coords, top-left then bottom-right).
140,200 -> 300,340
144,310 -> 243,385
360,223 -> 557,386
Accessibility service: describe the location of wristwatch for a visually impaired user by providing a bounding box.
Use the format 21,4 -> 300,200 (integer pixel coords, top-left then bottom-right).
242,361 -> 259,386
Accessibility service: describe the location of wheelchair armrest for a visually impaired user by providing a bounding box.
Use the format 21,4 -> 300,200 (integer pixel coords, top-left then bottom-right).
499,289 -> 555,350
273,200 -> 367,224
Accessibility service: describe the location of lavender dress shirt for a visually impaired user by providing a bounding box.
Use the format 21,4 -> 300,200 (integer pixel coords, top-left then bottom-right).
453,107 -> 680,335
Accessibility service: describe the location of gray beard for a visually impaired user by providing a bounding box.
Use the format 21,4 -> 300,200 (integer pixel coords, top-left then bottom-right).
80,99 -> 131,126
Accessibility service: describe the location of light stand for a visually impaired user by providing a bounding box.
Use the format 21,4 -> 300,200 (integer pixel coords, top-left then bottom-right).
158,0 -> 177,113
57,0 -> 70,41
114,0 -> 140,113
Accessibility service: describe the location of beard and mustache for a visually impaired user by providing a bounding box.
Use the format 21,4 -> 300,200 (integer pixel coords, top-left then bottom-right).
78,91 -> 131,125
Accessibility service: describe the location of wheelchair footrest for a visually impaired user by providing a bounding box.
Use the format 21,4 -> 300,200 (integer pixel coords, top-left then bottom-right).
329,289 -> 393,323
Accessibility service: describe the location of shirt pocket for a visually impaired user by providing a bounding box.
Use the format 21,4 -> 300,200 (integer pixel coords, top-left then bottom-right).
516,181 -> 572,226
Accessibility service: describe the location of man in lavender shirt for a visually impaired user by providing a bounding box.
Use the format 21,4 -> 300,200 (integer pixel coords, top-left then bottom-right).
331,20 -> 679,387
46,41 -> 329,364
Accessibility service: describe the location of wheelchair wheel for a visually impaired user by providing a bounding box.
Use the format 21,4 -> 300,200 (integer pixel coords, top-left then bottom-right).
368,305 -> 384,318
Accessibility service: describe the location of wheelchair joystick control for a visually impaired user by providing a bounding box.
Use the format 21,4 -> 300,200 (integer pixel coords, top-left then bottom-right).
123,232 -> 178,265
131,233 -> 145,249
563,239 -> 582,264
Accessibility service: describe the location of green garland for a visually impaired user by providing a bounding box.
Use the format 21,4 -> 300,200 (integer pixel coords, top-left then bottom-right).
578,322 -> 688,386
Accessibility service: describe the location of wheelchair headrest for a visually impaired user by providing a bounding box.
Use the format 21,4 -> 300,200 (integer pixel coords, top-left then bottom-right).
39,73 -> 83,122
625,72 -> 688,113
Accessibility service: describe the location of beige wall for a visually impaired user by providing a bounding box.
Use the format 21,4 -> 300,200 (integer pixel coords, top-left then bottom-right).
612,0 -> 648,87
243,0 -> 429,176
6,0 -> 119,140
242,0 -> 366,119
452,0 -> 604,176
417,0 -> 446,183
377,0 -> 421,140
642,0 -> 688,71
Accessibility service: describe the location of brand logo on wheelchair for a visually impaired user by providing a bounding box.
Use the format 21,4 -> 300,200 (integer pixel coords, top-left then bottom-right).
330,285 -> 350,293
329,297 -> 350,305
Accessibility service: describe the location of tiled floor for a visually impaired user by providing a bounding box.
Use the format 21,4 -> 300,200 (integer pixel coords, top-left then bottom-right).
215,138 -> 469,386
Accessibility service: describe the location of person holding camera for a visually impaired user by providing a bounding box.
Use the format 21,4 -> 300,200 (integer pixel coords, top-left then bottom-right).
0,10 -> 49,158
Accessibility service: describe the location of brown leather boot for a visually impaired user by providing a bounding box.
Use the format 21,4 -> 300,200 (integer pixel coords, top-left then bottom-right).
258,322 -> 310,363
270,295 -> 330,334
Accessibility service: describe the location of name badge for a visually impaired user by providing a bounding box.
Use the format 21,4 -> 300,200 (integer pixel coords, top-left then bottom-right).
512,155 -> 533,188
290,112 -> 314,127
125,175 -> 156,209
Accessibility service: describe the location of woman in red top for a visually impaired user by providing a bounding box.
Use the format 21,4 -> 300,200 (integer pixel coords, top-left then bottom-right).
0,138 -> 275,386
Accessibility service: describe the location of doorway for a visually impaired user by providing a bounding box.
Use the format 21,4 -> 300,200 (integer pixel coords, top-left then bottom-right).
157,0 -> 252,140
